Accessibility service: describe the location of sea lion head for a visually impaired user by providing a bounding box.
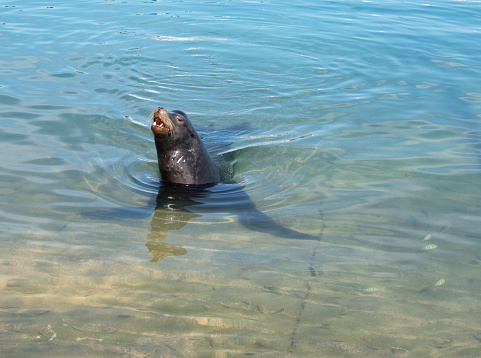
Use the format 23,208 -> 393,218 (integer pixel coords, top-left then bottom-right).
150,107 -> 219,186
150,107 -> 193,138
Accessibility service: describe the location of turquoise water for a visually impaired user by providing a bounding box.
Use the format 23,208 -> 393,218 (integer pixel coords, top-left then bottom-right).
1,0 -> 480,356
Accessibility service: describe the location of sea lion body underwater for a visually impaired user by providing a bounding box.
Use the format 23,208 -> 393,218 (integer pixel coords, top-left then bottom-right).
150,107 -> 319,242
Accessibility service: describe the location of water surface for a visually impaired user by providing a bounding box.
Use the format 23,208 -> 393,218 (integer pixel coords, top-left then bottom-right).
1,0 -> 480,356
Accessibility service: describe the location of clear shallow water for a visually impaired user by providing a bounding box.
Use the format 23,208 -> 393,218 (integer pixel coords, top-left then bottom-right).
1,0 -> 480,356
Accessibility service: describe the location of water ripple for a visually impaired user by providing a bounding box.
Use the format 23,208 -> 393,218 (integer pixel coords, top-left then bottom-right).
1,1 -> 481,355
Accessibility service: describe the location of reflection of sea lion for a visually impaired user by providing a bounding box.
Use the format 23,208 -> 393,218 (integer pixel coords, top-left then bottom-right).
146,185 -> 203,262
151,107 -> 219,186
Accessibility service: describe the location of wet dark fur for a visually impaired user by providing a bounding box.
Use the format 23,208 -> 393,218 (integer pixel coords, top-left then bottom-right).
151,108 -> 219,186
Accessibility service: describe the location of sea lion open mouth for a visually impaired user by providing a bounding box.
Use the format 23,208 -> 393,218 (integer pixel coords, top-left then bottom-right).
151,107 -> 174,136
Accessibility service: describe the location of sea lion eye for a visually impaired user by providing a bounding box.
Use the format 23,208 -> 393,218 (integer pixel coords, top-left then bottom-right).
176,115 -> 184,122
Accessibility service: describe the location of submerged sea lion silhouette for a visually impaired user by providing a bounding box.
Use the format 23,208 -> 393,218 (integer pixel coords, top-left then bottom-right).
146,108 -> 319,262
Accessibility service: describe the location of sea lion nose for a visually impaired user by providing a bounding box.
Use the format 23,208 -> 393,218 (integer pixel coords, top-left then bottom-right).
157,107 -> 168,115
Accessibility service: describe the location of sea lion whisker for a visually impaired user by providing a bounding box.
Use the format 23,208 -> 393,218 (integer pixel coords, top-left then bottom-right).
147,111 -> 155,125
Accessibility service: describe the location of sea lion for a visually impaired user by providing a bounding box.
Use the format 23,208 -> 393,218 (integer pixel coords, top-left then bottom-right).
83,108 -> 319,262
151,107 -> 219,186
148,108 -> 319,260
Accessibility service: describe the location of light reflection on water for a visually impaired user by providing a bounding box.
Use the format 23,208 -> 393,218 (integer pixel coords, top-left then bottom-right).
1,0 -> 481,356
